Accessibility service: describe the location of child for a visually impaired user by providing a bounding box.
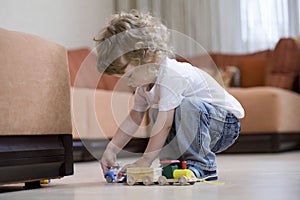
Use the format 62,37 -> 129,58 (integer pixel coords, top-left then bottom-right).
95,10 -> 244,181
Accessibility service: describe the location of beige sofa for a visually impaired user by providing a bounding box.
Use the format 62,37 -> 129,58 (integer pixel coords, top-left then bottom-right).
0,28 -> 73,187
69,38 -> 300,159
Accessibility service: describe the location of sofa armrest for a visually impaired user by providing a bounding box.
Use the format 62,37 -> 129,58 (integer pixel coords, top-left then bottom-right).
0,28 -> 72,135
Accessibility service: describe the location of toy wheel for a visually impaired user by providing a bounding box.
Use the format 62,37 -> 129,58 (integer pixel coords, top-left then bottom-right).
179,176 -> 187,186
158,176 -> 167,186
105,175 -> 114,183
142,176 -> 152,186
189,181 -> 196,185
127,175 -> 135,186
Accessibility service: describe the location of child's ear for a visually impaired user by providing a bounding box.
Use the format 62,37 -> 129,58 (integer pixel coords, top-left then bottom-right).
143,49 -> 156,63
144,49 -> 153,57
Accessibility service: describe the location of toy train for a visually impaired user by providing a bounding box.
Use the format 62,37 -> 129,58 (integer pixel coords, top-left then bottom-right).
104,160 -> 197,186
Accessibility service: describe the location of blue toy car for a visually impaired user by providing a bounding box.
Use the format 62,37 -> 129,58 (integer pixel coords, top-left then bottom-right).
104,166 -> 126,183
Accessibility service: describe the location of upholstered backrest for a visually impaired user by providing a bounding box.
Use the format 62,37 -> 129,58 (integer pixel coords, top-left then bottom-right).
187,38 -> 300,92
210,50 -> 272,88
185,50 -> 271,88
0,28 -> 72,135
265,38 -> 300,92
68,48 -> 134,92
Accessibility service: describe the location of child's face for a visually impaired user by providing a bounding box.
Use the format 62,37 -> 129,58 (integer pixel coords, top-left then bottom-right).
122,63 -> 157,87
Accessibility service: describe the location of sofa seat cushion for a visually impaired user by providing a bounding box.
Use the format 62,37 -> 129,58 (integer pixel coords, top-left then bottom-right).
228,87 -> 300,134
71,87 -> 149,140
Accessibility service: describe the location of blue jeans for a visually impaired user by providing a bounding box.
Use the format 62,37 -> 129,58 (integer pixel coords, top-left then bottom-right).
149,98 -> 241,171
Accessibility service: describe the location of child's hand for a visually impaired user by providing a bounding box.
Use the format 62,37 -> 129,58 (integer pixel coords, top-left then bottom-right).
120,156 -> 152,173
100,149 -> 117,174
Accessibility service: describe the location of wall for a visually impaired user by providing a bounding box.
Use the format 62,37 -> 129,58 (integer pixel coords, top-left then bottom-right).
0,0 -> 114,49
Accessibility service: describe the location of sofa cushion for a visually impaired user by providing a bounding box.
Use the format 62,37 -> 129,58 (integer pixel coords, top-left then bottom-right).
210,50 -> 271,68
209,50 -> 271,87
228,87 -> 300,134
71,88 -> 149,140
0,28 -> 72,135
68,48 -> 116,90
68,48 -> 133,92
238,57 -> 268,87
219,66 -> 240,87
265,38 -> 300,92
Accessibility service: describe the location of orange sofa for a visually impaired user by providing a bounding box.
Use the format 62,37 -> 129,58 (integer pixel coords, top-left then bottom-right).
69,38 -> 300,160
186,38 -> 300,152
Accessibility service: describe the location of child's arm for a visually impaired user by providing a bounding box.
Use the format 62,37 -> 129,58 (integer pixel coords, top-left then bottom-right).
121,109 -> 175,170
100,109 -> 145,173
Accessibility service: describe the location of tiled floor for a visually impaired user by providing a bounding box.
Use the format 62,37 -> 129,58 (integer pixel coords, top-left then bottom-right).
1,151 -> 300,200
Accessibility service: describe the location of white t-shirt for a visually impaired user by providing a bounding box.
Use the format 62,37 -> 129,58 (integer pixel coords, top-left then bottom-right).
132,58 -> 245,118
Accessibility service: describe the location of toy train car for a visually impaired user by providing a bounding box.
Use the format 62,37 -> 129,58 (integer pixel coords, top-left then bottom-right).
126,167 -> 162,186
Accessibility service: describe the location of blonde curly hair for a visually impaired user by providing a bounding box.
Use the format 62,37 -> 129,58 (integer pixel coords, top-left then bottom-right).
94,10 -> 171,75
